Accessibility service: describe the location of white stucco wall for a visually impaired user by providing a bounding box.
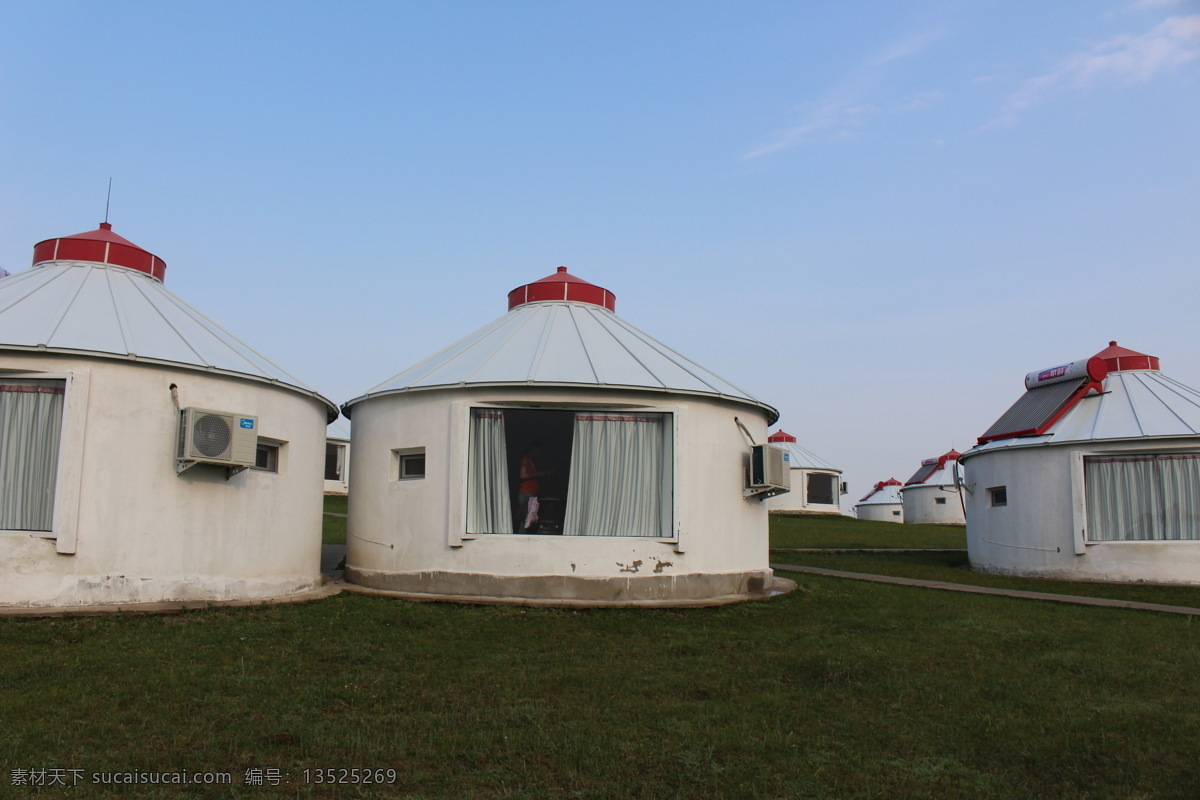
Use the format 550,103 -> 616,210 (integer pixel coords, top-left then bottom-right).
344,386 -> 774,601
0,352 -> 329,607
855,502 -> 904,523
962,441 -> 1200,584
900,484 -> 966,525
766,467 -> 842,514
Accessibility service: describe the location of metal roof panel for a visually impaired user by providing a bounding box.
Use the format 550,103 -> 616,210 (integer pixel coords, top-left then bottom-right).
0,262 -> 336,417
346,300 -> 776,420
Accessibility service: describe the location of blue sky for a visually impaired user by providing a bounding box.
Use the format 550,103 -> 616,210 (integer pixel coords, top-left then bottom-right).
2,1 -> 1197,509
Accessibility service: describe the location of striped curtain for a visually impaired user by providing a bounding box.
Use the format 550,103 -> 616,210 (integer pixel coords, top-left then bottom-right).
1085,454 -> 1200,541
563,414 -> 667,537
466,409 -> 512,534
0,380 -> 66,532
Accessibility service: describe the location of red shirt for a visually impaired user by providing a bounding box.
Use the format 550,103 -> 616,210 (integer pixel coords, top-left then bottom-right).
519,455 -> 538,494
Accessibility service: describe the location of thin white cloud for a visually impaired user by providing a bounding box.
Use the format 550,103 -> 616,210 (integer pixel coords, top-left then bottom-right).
994,14 -> 1200,124
743,31 -> 945,159
1134,0 -> 1189,8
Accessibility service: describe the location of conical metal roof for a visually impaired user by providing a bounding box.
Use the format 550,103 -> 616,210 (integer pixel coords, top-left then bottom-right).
903,450 -> 961,487
963,342 -> 1200,459
767,430 -> 840,471
857,478 -> 903,506
344,268 -> 777,422
1,223 -> 338,420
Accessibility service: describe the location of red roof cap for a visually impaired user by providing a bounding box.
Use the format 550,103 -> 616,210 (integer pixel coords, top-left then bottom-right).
507,266 -> 616,312
32,222 -> 167,282
1094,341 -> 1159,373
768,430 -> 797,443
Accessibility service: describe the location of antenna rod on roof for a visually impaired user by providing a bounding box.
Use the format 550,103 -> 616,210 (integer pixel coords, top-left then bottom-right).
104,178 -> 112,224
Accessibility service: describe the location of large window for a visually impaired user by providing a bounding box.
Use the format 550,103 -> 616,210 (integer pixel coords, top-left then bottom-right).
0,379 -> 65,532
806,473 -> 837,505
324,442 -> 346,482
466,407 -> 673,537
1085,453 -> 1200,541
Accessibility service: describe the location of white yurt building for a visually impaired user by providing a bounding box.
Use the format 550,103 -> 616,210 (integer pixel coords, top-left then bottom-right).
900,450 -> 965,525
0,221 -> 338,608
855,479 -> 904,523
325,418 -> 351,495
764,430 -> 843,514
342,267 -> 790,606
960,342 -> 1200,584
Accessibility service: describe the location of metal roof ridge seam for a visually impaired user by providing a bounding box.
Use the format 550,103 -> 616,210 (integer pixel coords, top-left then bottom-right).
39,264 -> 89,348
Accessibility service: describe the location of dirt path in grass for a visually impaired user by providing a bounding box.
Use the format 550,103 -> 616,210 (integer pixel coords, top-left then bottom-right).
771,562 -> 1200,616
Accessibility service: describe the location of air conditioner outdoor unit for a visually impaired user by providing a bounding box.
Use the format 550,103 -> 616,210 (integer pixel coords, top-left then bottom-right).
177,407 -> 258,473
746,444 -> 791,498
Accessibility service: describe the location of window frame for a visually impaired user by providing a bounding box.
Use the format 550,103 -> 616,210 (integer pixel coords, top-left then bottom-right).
394,447 -> 426,481
324,441 -> 347,482
988,486 -> 1008,507
459,402 -> 679,543
0,370 -> 88,552
251,438 -> 284,474
1081,450 -> 1200,543
805,472 -> 838,506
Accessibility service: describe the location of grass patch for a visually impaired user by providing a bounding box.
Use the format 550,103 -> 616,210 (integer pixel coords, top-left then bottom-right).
772,549 -> 1200,610
6,514 -> 1200,797
771,513 -> 966,549
322,495 -> 347,545
5,588 -> 1200,796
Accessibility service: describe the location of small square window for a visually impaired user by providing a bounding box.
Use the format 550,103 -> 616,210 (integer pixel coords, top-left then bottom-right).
989,486 -> 1008,507
934,497 -> 947,505
892,510 -> 901,516
394,447 -> 426,480
253,442 -> 280,473
401,454 -> 425,479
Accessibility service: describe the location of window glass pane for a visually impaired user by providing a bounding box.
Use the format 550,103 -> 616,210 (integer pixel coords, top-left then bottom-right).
0,380 -> 66,531
324,443 -> 344,481
1086,454 -> 1200,541
468,408 -> 673,537
806,473 -> 836,505
254,444 -> 279,473
401,454 -> 425,478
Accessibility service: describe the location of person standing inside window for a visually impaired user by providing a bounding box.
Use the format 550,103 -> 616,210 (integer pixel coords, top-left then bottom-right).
518,441 -> 550,532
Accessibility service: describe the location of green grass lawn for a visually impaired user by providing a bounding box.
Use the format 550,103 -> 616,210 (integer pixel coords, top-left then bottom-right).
5,581 -> 1200,798
7,513 -> 1200,798
770,512 -> 966,549
322,495 -> 347,546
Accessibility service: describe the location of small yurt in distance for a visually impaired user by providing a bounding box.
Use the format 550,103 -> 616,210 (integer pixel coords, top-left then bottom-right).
961,342 -> 1200,584
764,430 -> 843,514
342,267 -> 790,606
900,450 -> 965,524
856,479 -> 904,523
0,222 -> 337,608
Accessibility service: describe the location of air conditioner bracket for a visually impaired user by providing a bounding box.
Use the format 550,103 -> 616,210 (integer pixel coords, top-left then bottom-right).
175,459 -> 249,480
744,486 -> 789,500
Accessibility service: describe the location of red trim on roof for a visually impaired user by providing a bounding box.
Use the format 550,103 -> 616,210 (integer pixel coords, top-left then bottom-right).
768,430 -> 797,443
32,223 -> 167,282
1094,341 -> 1159,372
507,267 -> 616,312
977,358 -> 1110,445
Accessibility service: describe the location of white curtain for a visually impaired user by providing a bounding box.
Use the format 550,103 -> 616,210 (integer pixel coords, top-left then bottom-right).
1160,455 -> 1200,540
563,414 -> 667,537
0,380 -> 65,532
466,409 -> 512,534
1086,454 -> 1200,541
